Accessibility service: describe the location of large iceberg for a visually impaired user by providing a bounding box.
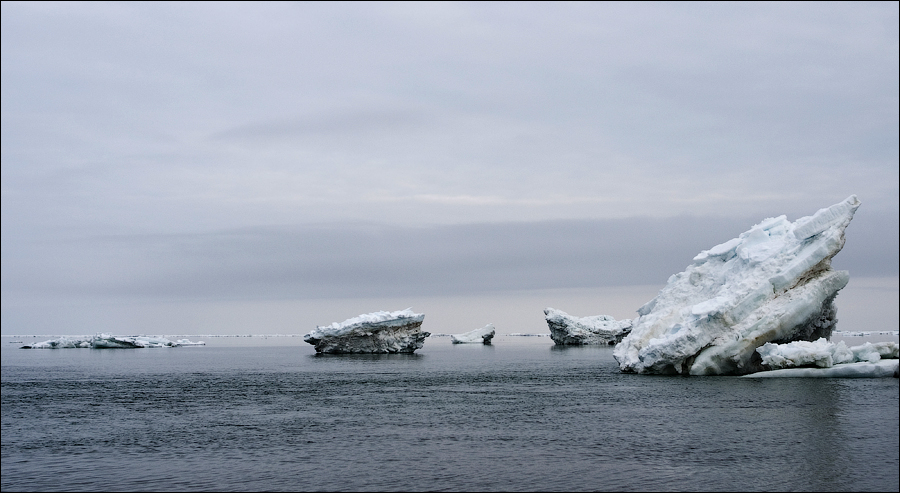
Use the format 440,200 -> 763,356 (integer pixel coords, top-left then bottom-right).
303,309 -> 429,354
20,334 -> 204,349
613,195 -> 864,375
544,308 -> 632,345
450,323 -> 496,344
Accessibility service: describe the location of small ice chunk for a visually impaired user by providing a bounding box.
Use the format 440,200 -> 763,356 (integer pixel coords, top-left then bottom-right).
450,324 -> 496,344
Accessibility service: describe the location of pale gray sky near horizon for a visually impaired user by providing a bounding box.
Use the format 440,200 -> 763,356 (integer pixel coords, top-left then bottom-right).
2,2 -> 898,336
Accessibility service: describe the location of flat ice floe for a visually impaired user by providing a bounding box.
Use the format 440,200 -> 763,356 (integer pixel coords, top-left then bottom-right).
742,360 -> 899,378
742,338 -> 899,377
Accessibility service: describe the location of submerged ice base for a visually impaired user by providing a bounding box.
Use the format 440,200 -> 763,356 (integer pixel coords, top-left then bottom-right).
614,195 -> 865,376
303,309 -> 430,354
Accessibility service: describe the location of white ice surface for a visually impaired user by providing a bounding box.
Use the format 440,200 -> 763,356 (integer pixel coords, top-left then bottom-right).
305,308 -> 424,340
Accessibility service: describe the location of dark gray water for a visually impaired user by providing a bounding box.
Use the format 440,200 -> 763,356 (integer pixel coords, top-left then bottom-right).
2,335 -> 898,492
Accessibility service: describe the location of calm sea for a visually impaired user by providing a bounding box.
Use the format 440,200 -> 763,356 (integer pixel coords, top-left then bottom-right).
2,334 -> 898,492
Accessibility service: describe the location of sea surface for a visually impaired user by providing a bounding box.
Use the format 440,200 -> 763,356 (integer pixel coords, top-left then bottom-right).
2,334 -> 898,492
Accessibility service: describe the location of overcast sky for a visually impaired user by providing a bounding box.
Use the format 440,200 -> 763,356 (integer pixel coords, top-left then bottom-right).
2,2 -> 898,336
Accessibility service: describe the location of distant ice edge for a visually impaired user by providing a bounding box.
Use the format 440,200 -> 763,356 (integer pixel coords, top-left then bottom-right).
20,334 -> 205,349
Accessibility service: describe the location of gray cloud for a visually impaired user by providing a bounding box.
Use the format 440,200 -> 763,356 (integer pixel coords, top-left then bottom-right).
4,209 -> 895,304
209,108 -> 431,144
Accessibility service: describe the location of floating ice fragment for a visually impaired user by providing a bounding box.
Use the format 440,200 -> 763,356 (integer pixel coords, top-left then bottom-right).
450,324 -> 496,344
303,309 -> 429,354
544,308 -> 632,345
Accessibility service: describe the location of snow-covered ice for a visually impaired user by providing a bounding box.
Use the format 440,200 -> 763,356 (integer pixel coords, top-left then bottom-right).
303,308 -> 430,353
544,308 -> 632,345
757,338 -> 898,369
450,324 -> 496,344
20,334 -> 204,349
613,195 -> 864,375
